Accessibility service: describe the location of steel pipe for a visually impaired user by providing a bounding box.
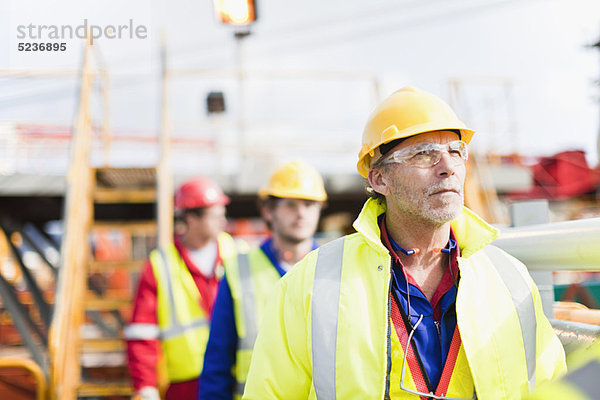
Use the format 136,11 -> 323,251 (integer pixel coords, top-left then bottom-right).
550,318 -> 600,355
493,218 -> 600,271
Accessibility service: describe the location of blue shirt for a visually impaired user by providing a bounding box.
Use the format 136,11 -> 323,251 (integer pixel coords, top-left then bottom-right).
390,263 -> 457,389
198,238 -> 317,399
381,217 -> 459,391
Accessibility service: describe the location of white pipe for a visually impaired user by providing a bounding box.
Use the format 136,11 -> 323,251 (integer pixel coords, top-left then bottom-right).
550,319 -> 600,354
492,217 -> 600,271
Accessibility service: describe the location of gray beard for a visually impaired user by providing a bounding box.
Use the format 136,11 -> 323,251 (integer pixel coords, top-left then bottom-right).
390,181 -> 464,226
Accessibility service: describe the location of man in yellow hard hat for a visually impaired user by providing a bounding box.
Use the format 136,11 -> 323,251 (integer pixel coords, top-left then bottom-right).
243,87 -> 566,399
198,160 -> 327,400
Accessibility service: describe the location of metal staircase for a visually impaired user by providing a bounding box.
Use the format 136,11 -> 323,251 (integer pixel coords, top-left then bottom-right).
23,35 -> 174,400
72,167 -> 157,398
0,221 -> 53,400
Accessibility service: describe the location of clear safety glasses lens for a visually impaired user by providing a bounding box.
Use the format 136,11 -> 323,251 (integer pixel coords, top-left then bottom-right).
382,140 -> 468,169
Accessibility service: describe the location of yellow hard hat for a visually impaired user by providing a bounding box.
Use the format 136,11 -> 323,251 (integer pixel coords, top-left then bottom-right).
259,160 -> 327,202
356,86 -> 474,177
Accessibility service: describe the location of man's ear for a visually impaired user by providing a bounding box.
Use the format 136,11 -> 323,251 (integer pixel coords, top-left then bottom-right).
260,204 -> 273,224
367,167 -> 390,196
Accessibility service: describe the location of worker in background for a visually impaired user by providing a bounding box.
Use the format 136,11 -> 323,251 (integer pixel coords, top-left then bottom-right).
198,160 -> 327,400
526,341 -> 600,400
243,86 -> 567,399
125,176 -> 237,400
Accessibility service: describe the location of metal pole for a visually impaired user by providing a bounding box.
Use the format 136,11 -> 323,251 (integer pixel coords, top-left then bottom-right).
234,30 -> 250,190
550,319 -> 600,354
101,69 -> 111,167
593,37 -> 600,166
49,35 -> 95,400
493,217 -> 600,270
157,34 -> 174,250
93,44 -> 111,168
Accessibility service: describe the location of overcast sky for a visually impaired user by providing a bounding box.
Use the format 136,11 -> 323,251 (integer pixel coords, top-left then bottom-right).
1,0 -> 599,180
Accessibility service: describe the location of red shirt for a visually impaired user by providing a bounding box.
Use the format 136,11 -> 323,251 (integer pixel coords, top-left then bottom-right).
126,238 -> 223,396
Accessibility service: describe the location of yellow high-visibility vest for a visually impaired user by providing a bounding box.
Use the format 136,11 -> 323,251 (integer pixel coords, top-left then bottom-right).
152,232 -> 236,382
224,247 -> 282,398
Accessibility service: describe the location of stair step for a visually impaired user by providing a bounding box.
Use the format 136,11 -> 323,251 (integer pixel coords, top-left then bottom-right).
81,352 -> 127,368
94,187 -> 156,204
0,346 -> 32,359
77,380 -> 133,397
89,259 -> 145,272
81,338 -> 125,352
95,167 -> 156,189
85,297 -> 130,311
92,221 -> 157,235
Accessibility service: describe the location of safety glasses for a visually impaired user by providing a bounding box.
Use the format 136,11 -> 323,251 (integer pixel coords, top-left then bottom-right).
380,140 -> 468,169
399,315 -> 476,400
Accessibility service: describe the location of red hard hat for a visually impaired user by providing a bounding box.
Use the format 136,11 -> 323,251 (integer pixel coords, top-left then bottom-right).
174,176 -> 230,212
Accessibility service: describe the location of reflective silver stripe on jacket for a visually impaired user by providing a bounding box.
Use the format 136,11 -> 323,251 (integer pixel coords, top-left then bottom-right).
234,253 -> 258,396
483,245 -> 537,392
238,253 -> 258,350
158,248 -> 209,340
563,360 -> 600,399
160,319 -> 209,339
123,323 -> 161,340
311,237 -> 345,400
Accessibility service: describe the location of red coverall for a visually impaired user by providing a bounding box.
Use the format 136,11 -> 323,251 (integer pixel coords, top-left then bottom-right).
126,239 -> 222,400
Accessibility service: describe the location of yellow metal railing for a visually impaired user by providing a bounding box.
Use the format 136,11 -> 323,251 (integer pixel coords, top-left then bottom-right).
47,36 -> 95,400
0,357 -> 47,400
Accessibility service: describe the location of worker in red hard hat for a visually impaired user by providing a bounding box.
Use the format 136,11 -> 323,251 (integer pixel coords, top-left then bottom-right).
125,176 -> 238,400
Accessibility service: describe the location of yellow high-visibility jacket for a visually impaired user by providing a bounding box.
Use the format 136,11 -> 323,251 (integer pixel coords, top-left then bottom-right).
224,248 -> 282,398
152,232 -> 237,382
243,198 -> 566,399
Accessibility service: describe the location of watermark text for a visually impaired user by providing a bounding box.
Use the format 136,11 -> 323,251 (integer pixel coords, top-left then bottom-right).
16,19 -> 148,44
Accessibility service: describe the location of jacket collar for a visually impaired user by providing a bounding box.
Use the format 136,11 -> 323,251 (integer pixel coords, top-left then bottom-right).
352,198 -> 499,258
